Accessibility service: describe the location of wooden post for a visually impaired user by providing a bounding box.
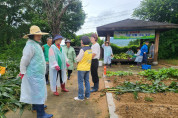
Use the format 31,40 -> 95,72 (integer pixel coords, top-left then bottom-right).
107,33 -> 110,42
153,31 -> 160,64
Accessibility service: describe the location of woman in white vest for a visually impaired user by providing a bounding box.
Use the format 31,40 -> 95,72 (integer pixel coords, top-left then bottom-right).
19,25 -> 53,118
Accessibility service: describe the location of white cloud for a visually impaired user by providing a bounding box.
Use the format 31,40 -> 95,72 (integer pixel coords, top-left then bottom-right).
76,0 -> 142,35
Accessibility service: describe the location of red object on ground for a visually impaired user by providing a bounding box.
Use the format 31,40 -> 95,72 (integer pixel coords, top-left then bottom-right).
61,83 -> 69,92
104,66 -> 107,75
55,66 -> 60,71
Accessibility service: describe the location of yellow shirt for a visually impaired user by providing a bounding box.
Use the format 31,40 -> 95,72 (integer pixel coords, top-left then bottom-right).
77,46 -> 92,71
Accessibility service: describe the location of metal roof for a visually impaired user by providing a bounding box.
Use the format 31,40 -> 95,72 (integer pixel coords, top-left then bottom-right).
97,19 -> 178,37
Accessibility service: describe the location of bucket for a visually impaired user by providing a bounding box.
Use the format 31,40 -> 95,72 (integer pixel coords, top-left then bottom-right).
99,61 -> 103,66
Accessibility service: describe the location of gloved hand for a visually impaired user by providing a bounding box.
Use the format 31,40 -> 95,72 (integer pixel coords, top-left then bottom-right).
19,73 -> 24,79
55,66 -> 60,71
66,62 -> 70,68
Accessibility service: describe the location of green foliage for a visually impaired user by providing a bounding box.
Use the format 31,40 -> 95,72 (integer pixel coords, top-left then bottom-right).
144,96 -> 154,102
138,68 -> 178,80
113,53 -> 133,59
128,39 -> 140,46
133,91 -> 138,100
110,43 -> 137,55
133,0 -> 178,59
158,29 -> 178,59
0,77 -> 31,117
106,71 -> 133,77
133,0 -> 178,23
107,80 -> 178,94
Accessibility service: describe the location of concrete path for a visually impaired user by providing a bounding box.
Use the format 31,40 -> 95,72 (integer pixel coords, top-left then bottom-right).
6,68 -> 108,118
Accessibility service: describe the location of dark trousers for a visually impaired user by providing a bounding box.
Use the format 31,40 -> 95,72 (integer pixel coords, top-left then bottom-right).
68,70 -> 72,79
91,59 -> 99,84
45,64 -> 49,83
142,53 -> 148,64
45,74 -> 49,83
57,70 -> 63,84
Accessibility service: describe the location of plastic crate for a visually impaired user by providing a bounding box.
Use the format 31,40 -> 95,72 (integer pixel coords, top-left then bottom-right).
142,64 -> 151,70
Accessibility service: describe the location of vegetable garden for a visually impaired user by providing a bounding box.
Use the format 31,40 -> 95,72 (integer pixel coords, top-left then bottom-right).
104,68 -> 178,117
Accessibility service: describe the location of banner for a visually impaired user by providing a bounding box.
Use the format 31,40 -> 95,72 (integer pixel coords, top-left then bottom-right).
114,30 -> 155,39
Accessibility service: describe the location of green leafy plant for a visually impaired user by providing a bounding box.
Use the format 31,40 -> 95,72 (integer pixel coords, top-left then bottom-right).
138,68 -> 178,80
113,53 -> 133,59
144,97 -> 154,102
0,77 -> 31,117
133,91 -> 138,100
106,80 -> 178,99
106,71 -> 133,77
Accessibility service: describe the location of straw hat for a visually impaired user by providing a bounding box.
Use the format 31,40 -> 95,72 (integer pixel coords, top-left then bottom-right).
23,25 -> 49,38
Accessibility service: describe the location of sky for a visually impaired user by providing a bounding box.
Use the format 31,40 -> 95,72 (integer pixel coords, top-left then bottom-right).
76,0 -> 143,35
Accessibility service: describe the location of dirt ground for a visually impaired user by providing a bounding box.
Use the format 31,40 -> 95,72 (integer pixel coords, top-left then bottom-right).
107,63 -> 174,74
6,67 -> 109,118
105,65 -> 178,118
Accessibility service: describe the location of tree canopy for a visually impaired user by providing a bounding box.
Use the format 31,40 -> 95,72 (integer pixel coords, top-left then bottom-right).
133,0 -> 178,59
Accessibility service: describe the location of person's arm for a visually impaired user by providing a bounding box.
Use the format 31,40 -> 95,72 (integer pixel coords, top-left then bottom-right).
102,44 -> 105,49
92,45 -> 98,59
135,50 -> 141,56
110,46 -> 113,56
42,46 -> 44,51
126,51 -> 129,54
48,47 -> 59,69
76,49 -> 84,62
92,53 -> 96,59
72,48 -> 77,63
131,50 -> 134,55
20,44 -> 35,74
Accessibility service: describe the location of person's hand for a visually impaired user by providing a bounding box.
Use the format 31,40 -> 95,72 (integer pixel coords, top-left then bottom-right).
66,62 -> 70,68
55,66 -> 60,71
144,52 -> 146,54
19,73 -> 24,79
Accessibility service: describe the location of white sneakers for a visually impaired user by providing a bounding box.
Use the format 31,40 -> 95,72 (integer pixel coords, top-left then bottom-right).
74,97 -> 90,101
74,97 -> 84,101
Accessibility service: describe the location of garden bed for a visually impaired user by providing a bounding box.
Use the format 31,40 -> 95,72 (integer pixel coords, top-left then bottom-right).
105,69 -> 178,117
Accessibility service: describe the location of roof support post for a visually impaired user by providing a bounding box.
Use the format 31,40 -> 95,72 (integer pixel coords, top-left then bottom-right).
106,33 -> 110,42
153,31 -> 160,65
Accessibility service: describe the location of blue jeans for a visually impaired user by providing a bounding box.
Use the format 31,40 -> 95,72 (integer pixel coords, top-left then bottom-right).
78,71 -> 90,99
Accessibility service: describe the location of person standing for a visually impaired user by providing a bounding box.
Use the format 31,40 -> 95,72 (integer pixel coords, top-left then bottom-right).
19,25 -> 53,118
74,36 -> 92,101
90,33 -> 100,92
48,34 -> 69,96
63,39 -> 77,80
140,41 -> 149,64
134,47 -> 143,66
102,41 -> 113,67
42,38 -> 52,85
149,41 -> 155,59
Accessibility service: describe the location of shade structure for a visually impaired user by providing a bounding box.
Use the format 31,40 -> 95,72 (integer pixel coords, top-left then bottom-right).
97,19 -> 178,37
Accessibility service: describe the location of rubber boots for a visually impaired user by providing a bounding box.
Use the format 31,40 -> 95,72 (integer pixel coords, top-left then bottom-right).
53,86 -> 59,96
35,104 -> 53,118
90,82 -> 99,92
61,83 -> 69,92
32,105 -> 47,112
